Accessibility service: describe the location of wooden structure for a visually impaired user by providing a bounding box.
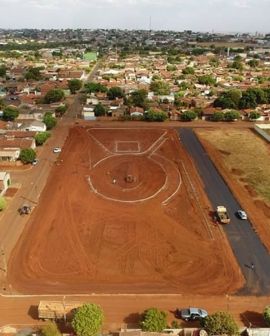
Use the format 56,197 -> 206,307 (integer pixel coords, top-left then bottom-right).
38,300 -> 83,320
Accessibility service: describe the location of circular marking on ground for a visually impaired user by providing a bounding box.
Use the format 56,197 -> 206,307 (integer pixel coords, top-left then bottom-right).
89,155 -> 167,202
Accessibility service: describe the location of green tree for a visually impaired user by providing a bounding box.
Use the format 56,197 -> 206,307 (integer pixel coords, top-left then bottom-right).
84,82 -> 107,93
68,79 -> 82,94
43,112 -> 57,130
248,59 -> 259,68
25,67 -> 42,81
55,104 -> 68,116
0,65 -> 6,77
263,306 -> 270,326
212,111 -> 224,121
3,106 -> 19,121
150,80 -> 170,95
41,322 -> 61,336
214,89 -> 242,109
0,196 -> 7,211
72,303 -> 104,336
224,110 -> 240,121
201,311 -> 239,336
231,60 -> 244,71
44,89 -> 65,104
19,148 -> 36,164
249,111 -> 261,120
0,98 -> 5,109
144,109 -> 167,122
180,110 -> 197,121
35,132 -> 51,146
107,86 -> 125,100
239,91 -> 257,109
94,103 -> 107,116
130,89 -> 148,108
197,75 -> 216,86
182,67 -> 195,75
141,308 -> 167,332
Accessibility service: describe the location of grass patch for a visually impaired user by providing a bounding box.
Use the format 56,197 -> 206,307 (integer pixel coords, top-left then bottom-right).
197,129 -> 270,203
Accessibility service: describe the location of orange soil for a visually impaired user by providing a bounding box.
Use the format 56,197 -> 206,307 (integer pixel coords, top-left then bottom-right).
8,127 -> 244,294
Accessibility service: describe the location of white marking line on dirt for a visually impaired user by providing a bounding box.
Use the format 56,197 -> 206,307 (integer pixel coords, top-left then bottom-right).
180,160 -> 214,240
0,293 -> 186,298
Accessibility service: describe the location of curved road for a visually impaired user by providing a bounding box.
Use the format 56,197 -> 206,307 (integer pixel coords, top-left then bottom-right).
179,128 -> 270,295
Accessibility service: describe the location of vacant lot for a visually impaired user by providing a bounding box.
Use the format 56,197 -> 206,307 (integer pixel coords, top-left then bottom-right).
197,129 -> 270,249
8,127 -> 243,295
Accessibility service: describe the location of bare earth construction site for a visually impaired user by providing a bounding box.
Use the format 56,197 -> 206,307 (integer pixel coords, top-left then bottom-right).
8,127 -> 244,295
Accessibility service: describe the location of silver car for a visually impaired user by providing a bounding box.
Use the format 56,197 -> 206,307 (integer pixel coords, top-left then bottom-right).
237,210 -> 247,220
177,307 -> 208,321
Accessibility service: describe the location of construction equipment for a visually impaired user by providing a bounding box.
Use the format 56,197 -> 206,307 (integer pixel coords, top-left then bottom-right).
216,206 -> 230,224
38,301 -> 83,320
18,205 -> 32,215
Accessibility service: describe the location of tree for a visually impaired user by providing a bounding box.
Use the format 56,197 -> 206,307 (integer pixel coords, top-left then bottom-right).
180,110 -> 197,121
41,322 -> 61,336
107,86 -> 125,100
212,111 -> 224,121
25,67 -> 42,81
44,89 -> 65,104
0,98 -> 5,110
182,67 -> 195,75
35,132 -> 51,146
224,110 -> 240,121
43,112 -> 57,130
141,308 -> 167,332
55,104 -> 68,116
150,80 -> 170,95
72,303 -> 104,336
201,311 -> 239,336
84,82 -> 107,93
0,65 -> 6,77
249,111 -> 261,120
130,89 -> 148,108
239,91 -> 257,109
214,89 -> 242,109
19,148 -> 36,164
94,103 -> 107,116
231,60 -> 243,71
197,75 -> 216,86
263,306 -> 270,326
144,109 -> 167,122
68,79 -> 82,94
3,106 -> 19,121
0,196 -> 7,211
248,59 -> 259,68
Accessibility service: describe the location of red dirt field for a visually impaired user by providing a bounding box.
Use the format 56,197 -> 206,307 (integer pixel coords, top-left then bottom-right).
8,127 -> 244,294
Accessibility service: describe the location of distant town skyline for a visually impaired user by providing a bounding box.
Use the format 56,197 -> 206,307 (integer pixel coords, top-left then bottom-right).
0,0 -> 269,33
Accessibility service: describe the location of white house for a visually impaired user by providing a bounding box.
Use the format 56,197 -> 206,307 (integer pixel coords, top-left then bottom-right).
23,121 -> 47,132
0,172 -> 11,195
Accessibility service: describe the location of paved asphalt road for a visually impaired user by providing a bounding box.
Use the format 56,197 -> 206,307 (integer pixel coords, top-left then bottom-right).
179,128 -> 270,295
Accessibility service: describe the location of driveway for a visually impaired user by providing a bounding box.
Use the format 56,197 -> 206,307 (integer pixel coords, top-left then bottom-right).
179,128 -> 270,295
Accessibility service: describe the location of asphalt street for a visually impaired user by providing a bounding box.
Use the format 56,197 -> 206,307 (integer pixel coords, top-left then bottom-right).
179,128 -> 270,295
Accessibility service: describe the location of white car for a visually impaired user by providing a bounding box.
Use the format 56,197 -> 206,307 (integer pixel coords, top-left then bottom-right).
53,147 -> 61,153
32,159 -> 38,165
237,210 -> 247,220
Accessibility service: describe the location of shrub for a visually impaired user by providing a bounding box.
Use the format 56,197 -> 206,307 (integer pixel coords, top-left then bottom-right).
212,111 -> 224,121
141,308 -> 167,332
180,110 -> 197,121
263,306 -> 270,326
19,148 -> 36,164
35,132 -> 51,146
43,112 -> 57,130
0,196 -> 7,211
201,311 -> 239,336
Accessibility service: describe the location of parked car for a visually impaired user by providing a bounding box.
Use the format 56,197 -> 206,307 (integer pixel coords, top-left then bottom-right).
236,210 -> 247,220
32,159 -> 38,165
176,307 -> 208,321
18,205 -> 32,215
53,147 -> 61,153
